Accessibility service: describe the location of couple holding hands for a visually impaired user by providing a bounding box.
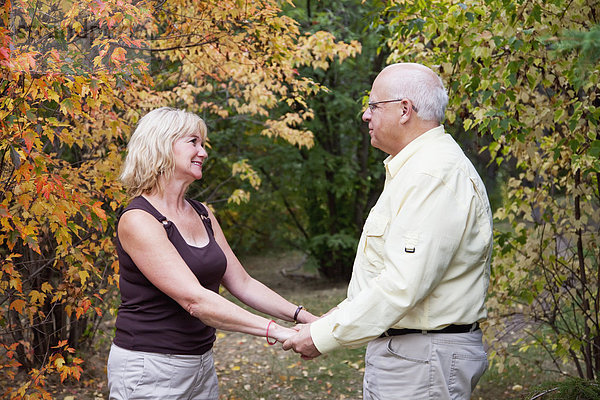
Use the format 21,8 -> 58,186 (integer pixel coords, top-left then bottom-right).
107,63 -> 492,400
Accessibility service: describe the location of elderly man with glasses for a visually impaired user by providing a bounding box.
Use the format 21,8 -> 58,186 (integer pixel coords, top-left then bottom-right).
284,63 -> 492,400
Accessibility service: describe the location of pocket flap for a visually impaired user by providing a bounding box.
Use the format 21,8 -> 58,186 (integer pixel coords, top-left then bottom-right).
364,212 -> 388,237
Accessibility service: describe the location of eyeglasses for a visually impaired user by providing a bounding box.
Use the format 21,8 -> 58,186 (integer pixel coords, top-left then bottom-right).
367,98 -> 418,113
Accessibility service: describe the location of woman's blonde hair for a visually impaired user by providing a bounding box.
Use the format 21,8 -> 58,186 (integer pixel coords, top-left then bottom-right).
120,107 -> 207,197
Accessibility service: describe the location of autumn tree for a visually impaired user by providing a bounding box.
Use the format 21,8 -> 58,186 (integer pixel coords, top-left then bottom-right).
0,0 -> 151,397
190,0 -> 385,281
0,0 -> 359,397
147,0 -> 361,280
370,0 -> 599,379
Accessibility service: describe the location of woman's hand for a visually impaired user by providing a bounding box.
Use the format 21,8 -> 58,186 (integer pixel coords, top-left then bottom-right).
268,323 -> 297,343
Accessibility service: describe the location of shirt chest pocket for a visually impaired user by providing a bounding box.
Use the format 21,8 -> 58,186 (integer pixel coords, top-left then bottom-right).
363,212 -> 389,271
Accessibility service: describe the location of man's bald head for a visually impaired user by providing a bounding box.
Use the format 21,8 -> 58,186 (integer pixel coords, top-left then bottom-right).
373,63 -> 448,123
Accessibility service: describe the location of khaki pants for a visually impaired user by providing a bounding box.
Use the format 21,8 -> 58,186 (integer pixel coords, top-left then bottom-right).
107,343 -> 219,400
363,330 -> 487,400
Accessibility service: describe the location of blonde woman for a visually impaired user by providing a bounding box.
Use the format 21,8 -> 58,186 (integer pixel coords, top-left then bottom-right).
107,107 -> 316,399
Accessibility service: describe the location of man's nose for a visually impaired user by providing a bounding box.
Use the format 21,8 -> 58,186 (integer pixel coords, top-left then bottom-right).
362,108 -> 371,122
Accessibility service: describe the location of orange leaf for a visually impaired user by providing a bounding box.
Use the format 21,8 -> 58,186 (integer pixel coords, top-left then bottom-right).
53,339 -> 68,349
25,52 -> 37,70
0,46 -> 10,61
72,357 -> 84,365
91,201 -> 107,220
23,129 -> 36,153
111,47 -> 126,66
9,299 -> 26,313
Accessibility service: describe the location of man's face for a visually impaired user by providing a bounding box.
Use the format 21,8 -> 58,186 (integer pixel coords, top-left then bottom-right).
361,74 -> 405,156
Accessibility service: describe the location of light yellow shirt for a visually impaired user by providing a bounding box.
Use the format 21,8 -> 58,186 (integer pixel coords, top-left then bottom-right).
310,126 -> 493,353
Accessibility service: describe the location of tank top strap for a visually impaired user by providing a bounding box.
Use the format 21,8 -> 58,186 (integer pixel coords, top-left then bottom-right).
121,196 -> 170,227
187,199 -> 214,236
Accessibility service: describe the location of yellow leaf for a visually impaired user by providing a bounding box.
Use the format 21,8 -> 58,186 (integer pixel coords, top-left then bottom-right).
72,21 -> 83,34
29,290 -> 46,304
79,270 -> 90,285
54,356 -> 65,368
41,282 -> 53,292
9,276 -> 23,292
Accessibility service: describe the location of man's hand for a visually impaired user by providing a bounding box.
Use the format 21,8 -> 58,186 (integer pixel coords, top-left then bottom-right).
282,324 -> 321,360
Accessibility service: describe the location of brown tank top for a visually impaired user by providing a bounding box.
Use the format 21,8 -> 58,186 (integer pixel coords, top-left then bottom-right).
113,196 -> 227,355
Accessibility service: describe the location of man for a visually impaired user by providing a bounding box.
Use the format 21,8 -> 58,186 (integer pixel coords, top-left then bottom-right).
283,63 -> 492,399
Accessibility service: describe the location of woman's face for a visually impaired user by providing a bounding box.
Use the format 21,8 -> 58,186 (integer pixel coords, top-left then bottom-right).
172,131 -> 208,183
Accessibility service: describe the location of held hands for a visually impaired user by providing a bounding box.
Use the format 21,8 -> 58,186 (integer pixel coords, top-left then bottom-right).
282,324 -> 321,360
267,306 -> 323,360
282,307 -> 332,359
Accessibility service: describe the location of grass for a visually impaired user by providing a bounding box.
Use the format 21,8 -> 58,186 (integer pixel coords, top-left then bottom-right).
472,357 -> 563,400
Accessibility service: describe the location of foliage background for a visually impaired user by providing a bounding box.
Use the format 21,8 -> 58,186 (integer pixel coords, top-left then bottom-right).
1,0 -> 599,397
0,0 -> 359,397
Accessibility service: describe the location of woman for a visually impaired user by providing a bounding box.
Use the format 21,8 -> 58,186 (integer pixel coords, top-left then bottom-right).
107,107 -> 317,399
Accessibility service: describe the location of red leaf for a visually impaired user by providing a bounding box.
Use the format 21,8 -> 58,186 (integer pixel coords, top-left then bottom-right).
0,46 -> 10,60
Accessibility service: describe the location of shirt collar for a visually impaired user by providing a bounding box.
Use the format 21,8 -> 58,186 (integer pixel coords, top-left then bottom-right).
384,125 -> 446,178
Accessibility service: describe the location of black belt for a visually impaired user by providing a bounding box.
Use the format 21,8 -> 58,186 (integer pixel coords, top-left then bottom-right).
380,322 -> 479,338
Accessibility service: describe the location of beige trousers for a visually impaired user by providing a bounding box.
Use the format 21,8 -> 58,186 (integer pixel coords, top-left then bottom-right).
363,330 -> 487,400
107,343 -> 219,400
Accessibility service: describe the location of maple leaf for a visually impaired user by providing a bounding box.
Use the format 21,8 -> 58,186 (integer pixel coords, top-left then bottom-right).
9,299 -> 26,313
40,282 -> 53,293
0,46 -> 9,60
110,47 -> 127,66
25,52 -> 37,70
29,290 -> 46,304
78,270 -> 90,285
91,201 -> 107,220
53,340 -> 69,349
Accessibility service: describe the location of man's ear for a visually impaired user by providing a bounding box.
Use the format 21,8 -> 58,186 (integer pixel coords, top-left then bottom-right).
399,105 -> 410,124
